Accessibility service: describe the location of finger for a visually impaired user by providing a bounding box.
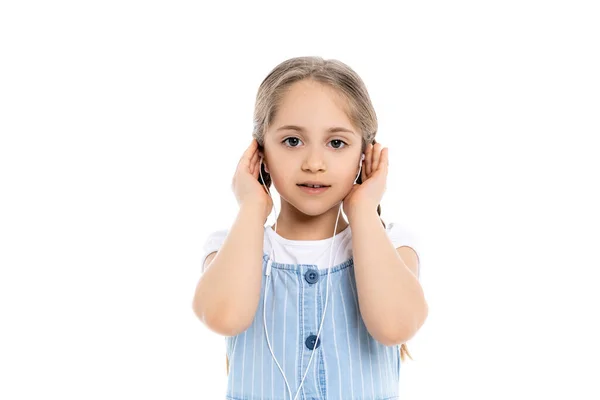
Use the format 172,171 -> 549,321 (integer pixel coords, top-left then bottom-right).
239,139 -> 258,171
385,147 -> 389,167
361,157 -> 367,182
366,143 -> 373,177
372,143 -> 382,172
379,147 -> 389,171
243,138 -> 258,160
249,150 -> 259,175
256,156 -> 263,179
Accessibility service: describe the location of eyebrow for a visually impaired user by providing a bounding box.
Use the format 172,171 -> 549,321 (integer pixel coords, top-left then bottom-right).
275,125 -> 357,136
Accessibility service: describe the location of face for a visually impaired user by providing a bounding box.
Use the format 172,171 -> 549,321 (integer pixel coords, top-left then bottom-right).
262,79 -> 363,216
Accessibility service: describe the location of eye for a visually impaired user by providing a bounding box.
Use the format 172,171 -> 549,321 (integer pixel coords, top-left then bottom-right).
330,139 -> 347,149
282,137 -> 348,149
282,137 -> 302,147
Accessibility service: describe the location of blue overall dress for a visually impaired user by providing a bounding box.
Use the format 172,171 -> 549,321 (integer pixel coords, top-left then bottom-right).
224,252 -> 402,400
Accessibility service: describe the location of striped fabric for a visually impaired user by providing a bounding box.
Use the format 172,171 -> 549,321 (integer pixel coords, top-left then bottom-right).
224,252 -> 402,400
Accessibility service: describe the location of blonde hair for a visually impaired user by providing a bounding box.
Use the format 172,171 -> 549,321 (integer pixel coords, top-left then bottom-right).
227,56 -> 413,374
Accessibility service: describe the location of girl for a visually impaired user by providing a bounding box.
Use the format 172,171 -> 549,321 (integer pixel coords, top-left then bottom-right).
193,56 -> 428,400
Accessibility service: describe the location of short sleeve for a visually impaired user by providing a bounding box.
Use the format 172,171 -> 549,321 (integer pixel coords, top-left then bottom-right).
201,229 -> 228,272
385,222 -> 421,280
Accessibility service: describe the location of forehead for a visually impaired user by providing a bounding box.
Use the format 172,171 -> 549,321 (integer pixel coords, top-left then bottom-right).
272,80 -> 357,135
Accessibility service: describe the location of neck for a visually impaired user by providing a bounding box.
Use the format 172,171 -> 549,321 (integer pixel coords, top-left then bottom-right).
271,199 -> 349,240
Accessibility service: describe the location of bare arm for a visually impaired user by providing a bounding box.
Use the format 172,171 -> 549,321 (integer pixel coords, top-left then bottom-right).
349,207 -> 428,346
192,202 -> 266,336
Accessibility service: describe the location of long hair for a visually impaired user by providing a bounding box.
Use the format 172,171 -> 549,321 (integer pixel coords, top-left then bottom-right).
227,56 -> 413,374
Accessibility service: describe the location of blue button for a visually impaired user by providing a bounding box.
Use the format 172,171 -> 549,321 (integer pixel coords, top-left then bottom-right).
305,334 -> 321,350
304,269 -> 319,284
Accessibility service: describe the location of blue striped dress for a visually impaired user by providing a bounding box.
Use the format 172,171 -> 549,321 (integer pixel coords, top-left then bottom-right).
220,222 -> 420,400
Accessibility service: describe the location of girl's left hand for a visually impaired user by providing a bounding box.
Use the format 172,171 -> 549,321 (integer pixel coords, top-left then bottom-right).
343,142 -> 389,220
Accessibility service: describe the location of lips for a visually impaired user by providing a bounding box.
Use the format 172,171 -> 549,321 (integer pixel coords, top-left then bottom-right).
297,184 -> 330,194
297,184 -> 329,188
297,181 -> 331,188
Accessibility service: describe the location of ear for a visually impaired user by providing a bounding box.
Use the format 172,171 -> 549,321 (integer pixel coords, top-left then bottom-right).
260,155 -> 269,173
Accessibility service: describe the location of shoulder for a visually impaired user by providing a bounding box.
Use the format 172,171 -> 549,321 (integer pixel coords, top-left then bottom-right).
201,228 -> 229,272
203,228 -> 229,249
384,222 -> 421,279
385,222 -> 419,249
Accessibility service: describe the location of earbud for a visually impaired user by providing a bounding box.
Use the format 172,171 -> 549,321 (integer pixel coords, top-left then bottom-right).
354,153 -> 365,184
260,155 -> 269,173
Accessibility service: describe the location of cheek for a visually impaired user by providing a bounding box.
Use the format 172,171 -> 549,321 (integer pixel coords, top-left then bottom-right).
336,165 -> 359,183
267,168 -> 292,190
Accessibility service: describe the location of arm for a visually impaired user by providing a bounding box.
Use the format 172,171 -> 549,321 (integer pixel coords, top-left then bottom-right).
349,207 -> 428,346
192,203 -> 265,336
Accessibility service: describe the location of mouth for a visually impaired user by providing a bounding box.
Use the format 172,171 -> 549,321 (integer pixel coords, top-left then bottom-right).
297,183 -> 330,194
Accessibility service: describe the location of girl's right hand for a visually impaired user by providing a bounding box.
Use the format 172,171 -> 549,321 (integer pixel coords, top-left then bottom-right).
231,138 -> 273,221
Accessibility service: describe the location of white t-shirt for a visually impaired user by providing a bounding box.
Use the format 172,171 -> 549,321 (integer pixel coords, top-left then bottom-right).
201,222 -> 420,278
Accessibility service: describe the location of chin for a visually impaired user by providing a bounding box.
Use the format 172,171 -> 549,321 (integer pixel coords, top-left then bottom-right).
281,189 -> 343,217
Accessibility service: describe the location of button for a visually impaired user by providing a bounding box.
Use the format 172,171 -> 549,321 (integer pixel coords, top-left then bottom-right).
305,334 -> 321,350
304,269 -> 319,284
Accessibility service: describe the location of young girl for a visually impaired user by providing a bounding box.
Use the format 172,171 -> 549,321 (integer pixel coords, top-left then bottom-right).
193,56 -> 428,400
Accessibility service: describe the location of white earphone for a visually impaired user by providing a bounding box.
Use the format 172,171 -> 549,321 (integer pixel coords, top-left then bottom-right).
257,153 -> 364,400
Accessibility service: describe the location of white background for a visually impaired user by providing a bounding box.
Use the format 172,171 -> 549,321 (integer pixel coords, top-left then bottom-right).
1,1 -> 599,399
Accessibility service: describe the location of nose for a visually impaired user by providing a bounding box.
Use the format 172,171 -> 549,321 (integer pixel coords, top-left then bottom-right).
301,150 -> 326,173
